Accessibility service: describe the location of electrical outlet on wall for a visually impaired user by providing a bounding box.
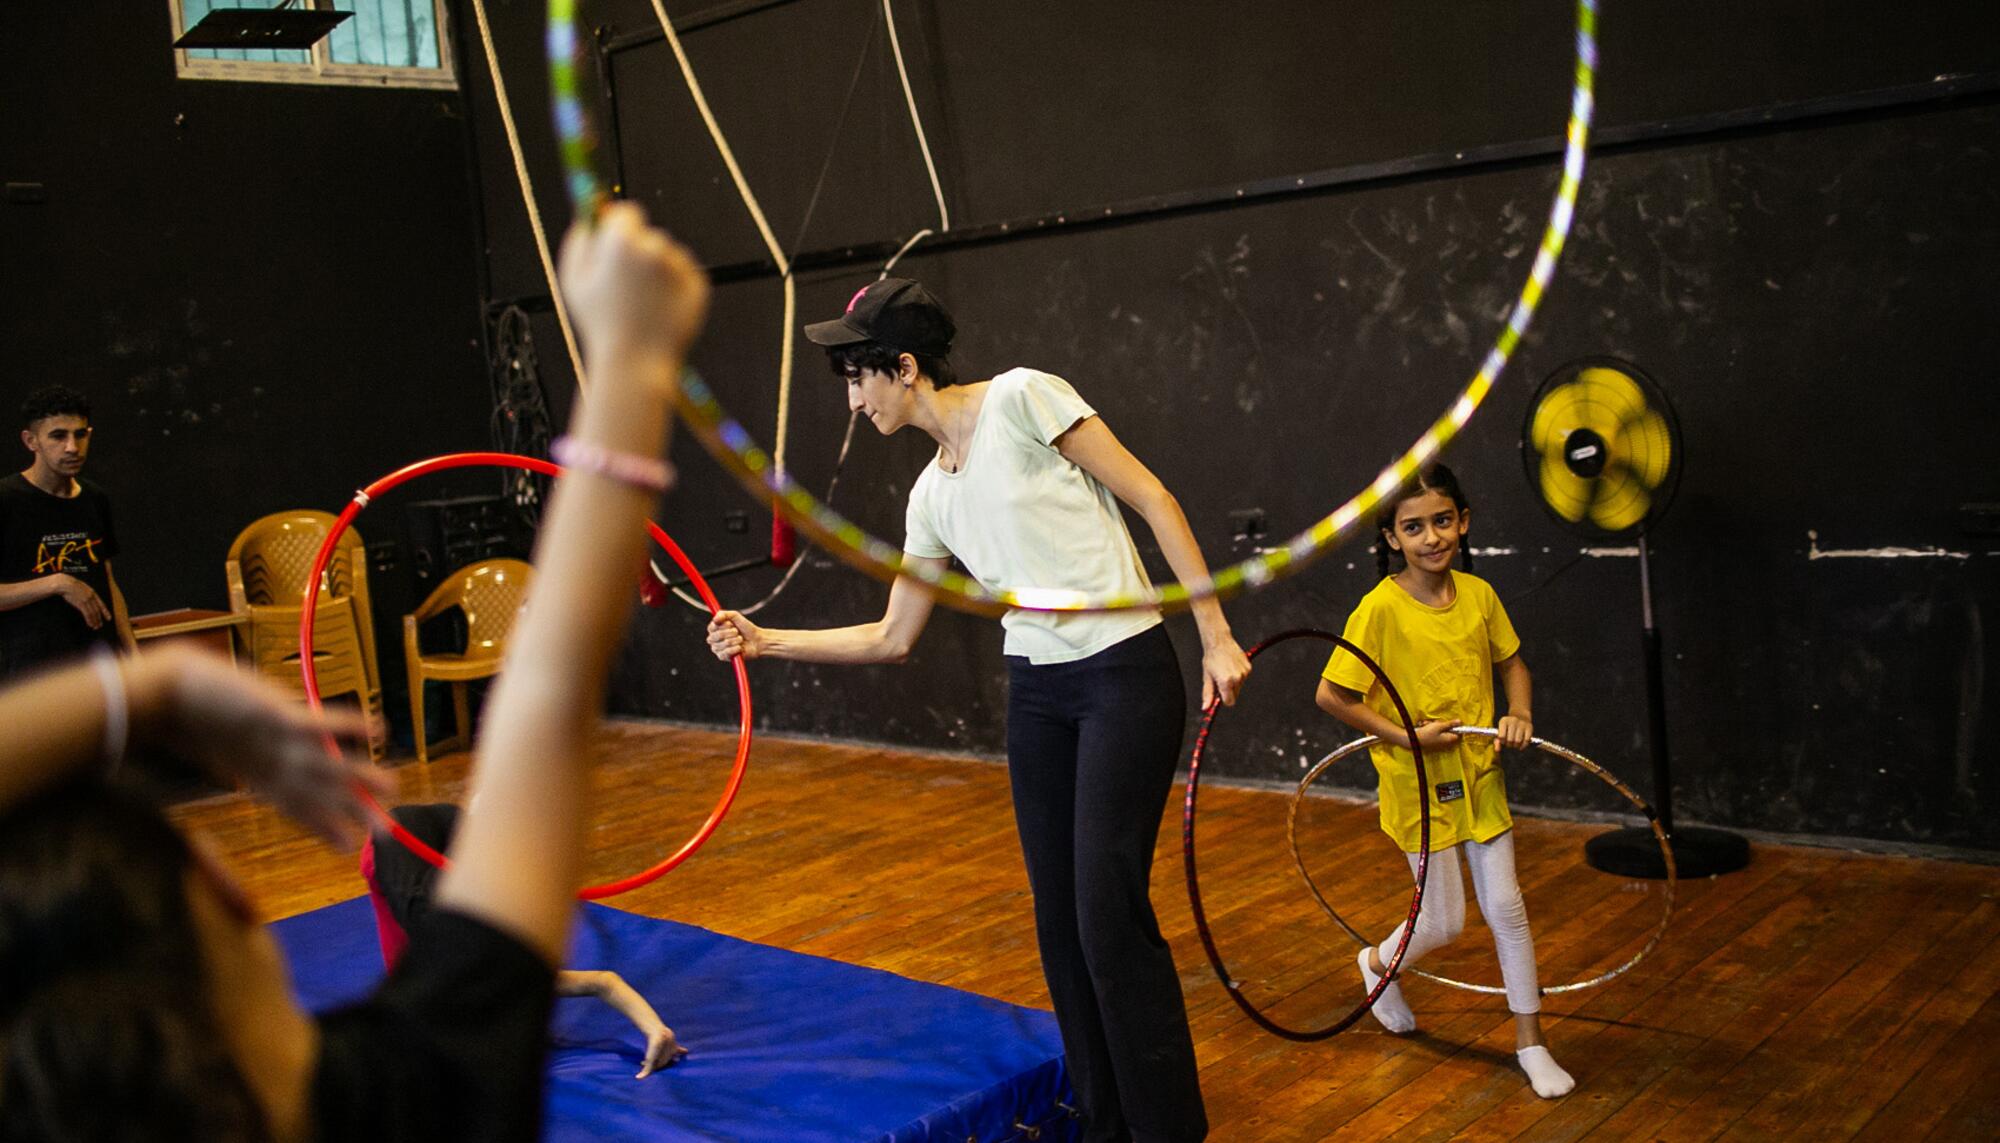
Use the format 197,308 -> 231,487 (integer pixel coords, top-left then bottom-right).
366,539 -> 400,574
1229,508 -> 1267,550
1961,503 -> 2000,536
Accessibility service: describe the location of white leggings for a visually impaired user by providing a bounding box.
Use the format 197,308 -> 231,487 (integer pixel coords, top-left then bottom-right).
1374,831 -> 1541,1014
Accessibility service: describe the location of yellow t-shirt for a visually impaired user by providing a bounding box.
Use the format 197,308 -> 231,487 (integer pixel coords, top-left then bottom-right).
1322,572 -> 1521,852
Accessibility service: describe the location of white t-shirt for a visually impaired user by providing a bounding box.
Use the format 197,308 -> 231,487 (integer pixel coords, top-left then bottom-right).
903,368 -> 1162,664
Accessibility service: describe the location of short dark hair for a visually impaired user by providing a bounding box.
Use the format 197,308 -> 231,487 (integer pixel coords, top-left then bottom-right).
21,385 -> 92,431
825,342 -> 959,390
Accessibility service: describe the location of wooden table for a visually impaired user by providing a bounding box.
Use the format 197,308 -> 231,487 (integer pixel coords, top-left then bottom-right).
131,608 -> 249,663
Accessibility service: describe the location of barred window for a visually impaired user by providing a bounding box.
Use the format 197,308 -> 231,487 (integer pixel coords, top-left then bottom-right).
171,1 -> 457,90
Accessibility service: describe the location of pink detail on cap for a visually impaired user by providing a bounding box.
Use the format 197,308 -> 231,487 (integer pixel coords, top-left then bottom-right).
845,286 -> 869,314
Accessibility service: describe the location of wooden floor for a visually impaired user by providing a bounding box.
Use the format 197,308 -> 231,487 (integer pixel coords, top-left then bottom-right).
173,721 -> 2000,1142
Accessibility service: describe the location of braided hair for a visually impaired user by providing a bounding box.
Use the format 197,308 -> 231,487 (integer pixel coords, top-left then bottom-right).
1372,462 -> 1476,578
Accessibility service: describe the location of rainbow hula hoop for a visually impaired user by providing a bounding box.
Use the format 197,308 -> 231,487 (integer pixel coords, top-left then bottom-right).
1288,727 -> 1675,994
299,451 -> 752,901
546,0 -> 1601,615
1183,628 -> 1430,1041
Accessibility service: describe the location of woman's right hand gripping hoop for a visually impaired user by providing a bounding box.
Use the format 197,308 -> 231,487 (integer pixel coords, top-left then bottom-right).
1182,628 -> 1430,1041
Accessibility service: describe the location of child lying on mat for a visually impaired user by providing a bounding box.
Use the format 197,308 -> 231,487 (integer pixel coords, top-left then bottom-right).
362,803 -> 686,1077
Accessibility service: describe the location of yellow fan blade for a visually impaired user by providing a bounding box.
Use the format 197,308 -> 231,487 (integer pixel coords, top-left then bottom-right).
1568,385 -> 1625,447
1575,366 -> 1647,424
1539,451 -> 1590,522
1533,378 -> 1621,458
1613,409 -> 1672,488
1591,490 -> 1651,532
1588,462 -> 1653,531
1530,381 -> 1588,454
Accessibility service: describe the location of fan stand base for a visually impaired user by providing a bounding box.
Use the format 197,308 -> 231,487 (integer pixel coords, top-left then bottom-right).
1587,824 -> 1749,879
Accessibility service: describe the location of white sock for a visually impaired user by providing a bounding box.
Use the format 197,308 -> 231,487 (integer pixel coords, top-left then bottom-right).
1517,1044 -> 1575,1098
1357,947 -> 1417,1033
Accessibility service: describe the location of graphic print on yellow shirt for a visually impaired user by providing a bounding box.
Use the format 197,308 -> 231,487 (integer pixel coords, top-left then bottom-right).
1322,572 -> 1521,852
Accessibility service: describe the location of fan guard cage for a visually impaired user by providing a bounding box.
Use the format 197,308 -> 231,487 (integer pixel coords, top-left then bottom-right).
1520,356 -> 1682,539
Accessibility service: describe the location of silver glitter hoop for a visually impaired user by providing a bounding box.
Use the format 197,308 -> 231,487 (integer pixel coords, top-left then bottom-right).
1288,726 -> 1675,995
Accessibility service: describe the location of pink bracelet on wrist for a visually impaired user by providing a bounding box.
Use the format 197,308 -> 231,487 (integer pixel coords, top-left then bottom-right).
551,436 -> 675,495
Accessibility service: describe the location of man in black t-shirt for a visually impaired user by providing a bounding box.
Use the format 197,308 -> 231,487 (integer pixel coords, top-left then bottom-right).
0,385 -> 133,679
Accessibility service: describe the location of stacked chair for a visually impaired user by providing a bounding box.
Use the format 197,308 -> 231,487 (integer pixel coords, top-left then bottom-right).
226,510 -> 387,760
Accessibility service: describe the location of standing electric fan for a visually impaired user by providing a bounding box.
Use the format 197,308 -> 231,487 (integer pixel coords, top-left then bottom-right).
1521,358 -> 1749,878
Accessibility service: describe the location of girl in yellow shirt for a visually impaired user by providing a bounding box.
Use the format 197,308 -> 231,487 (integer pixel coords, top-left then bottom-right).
1316,463 -> 1574,1099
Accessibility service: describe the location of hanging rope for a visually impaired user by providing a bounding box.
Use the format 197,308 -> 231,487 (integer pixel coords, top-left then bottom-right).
881,227 -> 934,278
643,0 -> 954,617
883,0 -> 949,232
468,0 -> 588,391
661,409 -> 863,616
643,0 -> 798,475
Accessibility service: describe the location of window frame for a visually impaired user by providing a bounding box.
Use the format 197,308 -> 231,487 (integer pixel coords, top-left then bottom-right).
168,0 -> 460,91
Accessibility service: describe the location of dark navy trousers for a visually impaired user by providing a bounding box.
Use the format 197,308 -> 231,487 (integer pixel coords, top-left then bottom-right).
1006,624 -> 1206,1143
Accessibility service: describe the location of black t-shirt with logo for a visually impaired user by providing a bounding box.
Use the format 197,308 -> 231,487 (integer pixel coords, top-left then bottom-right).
0,472 -> 121,677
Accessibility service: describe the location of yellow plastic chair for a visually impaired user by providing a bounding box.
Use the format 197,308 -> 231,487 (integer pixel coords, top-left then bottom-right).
402,558 -> 534,764
226,510 -> 387,760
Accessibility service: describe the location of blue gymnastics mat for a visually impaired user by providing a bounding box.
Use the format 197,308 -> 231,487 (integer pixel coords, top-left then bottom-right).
273,897 -> 1079,1143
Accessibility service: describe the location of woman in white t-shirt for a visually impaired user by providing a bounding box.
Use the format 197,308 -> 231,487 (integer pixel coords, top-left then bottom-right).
706,278 -> 1249,1143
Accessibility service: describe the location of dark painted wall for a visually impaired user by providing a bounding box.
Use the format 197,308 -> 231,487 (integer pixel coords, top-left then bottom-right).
473,1 -> 1997,849
0,5 -> 496,626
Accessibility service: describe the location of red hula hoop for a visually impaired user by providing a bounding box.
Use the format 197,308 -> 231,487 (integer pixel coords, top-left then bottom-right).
1182,627 -> 1431,1041
299,451 -> 752,901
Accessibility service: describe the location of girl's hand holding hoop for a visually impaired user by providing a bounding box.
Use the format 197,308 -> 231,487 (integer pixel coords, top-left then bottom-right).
1497,713 -> 1534,750
1411,718 -> 1463,753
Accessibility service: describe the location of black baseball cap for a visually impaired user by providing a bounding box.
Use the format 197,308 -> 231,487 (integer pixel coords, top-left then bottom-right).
804,277 -> 955,357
